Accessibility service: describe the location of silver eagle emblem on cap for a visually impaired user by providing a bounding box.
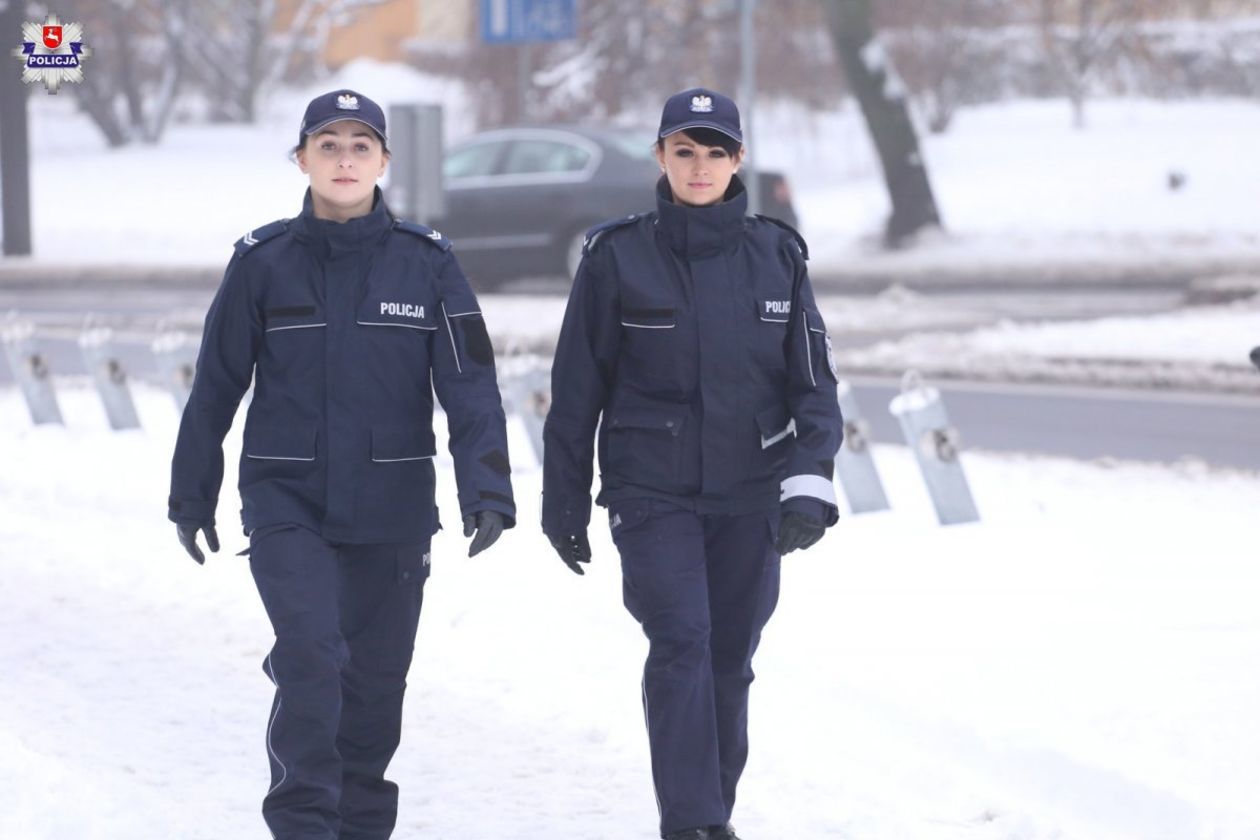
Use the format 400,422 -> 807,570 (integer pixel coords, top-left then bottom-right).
689,95 -> 714,113
336,93 -> 360,110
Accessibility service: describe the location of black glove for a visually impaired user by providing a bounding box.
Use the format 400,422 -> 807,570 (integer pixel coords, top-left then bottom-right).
463,510 -> 507,558
548,531 -> 592,575
176,522 -> 219,565
774,511 -> 825,556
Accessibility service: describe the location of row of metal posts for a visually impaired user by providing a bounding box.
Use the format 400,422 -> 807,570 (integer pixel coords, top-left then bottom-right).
2,318 -> 979,526
1,317 -> 197,429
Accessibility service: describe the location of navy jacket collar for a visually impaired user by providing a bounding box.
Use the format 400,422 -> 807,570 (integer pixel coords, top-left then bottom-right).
655,174 -> 748,259
293,186 -> 392,258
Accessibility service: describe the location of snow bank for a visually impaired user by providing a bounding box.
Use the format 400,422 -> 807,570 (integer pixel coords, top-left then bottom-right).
838,298 -> 1260,391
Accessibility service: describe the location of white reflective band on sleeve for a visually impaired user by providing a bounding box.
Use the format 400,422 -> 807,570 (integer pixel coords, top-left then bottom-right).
780,473 -> 836,506
802,312 -> 816,388
441,302 -> 462,374
760,418 -> 797,449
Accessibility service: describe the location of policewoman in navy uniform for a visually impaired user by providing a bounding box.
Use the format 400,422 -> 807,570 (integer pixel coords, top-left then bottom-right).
168,90 -> 516,839
542,89 -> 842,840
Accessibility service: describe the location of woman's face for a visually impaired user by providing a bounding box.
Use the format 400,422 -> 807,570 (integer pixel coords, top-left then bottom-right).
296,120 -> 389,221
654,133 -> 744,207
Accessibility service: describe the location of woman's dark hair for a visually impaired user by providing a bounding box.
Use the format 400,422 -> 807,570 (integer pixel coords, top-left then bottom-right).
657,126 -> 742,157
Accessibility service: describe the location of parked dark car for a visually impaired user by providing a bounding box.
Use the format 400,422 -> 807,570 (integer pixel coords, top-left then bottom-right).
427,125 -> 799,289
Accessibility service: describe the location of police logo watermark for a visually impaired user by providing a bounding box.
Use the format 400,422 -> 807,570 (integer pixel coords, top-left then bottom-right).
689,95 -> 714,113
12,13 -> 90,94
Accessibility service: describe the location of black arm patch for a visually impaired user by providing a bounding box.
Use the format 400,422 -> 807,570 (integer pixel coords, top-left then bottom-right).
479,490 -> 514,506
462,315 -> 495,365
479,450 -> 512,476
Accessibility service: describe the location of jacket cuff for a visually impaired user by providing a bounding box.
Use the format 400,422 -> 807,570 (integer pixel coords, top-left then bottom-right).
781,496 -> 838,527
463,491 -> 516,529
541,494 -> 591,538
168,497 -> 217,525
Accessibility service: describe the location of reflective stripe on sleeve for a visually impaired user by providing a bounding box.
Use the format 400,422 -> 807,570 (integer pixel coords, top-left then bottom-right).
780,473 -> 836,506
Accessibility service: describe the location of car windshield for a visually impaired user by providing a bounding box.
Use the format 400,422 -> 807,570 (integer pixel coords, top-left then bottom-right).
606,134 -> 655,162
444,142 -> 506,178
503,140 -> 591,174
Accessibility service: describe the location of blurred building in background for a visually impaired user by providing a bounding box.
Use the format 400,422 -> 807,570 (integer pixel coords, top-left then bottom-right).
314,0 -> 473,66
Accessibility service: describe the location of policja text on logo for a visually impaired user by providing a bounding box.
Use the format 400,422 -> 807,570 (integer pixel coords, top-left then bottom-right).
12,13 -> 91,94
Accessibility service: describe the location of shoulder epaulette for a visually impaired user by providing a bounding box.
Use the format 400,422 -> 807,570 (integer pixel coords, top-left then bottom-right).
233,219 -> 289,256
755,214 -> 809,261
393,219 -> 453,252
582,214 -> 641,256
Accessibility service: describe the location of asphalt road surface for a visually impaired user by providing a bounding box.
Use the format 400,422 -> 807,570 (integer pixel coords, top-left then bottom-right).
847,377 -> 1260,471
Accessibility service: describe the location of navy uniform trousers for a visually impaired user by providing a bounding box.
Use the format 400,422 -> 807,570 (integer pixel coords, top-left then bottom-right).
248,524 -> 429,840
609,498 -> 782,837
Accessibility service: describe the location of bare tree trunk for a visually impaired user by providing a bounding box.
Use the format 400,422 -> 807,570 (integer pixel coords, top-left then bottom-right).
72,63 -> 128,148
823,0 -> 943,247
145,2 -> 188,142
240,0 -> 275,122
111,3 -> 144,138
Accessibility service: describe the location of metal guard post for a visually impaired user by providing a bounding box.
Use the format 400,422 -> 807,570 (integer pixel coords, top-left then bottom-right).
889,370 -> 979,526
1,316 -> 64,425
79,325 -> 141,430
835,379 -> 890,514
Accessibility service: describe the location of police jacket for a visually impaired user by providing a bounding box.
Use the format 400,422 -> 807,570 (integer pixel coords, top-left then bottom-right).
168,188 -> 516,544
542,176 -> 842,537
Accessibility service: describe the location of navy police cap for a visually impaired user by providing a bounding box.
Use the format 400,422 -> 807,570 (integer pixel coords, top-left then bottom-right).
300,89 -> 388,145
658,87 -> 742,144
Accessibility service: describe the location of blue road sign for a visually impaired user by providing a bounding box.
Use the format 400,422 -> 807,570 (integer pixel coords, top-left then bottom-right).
480,0 -> 577,44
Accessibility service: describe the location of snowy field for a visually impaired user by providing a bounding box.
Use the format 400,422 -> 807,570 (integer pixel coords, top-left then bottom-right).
2,385 -> 1259,839
9,59 -> 1260,277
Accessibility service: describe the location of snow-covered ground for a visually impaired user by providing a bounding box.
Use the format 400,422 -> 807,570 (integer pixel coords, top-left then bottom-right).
836,296 -> 1260,392
9,59 -> 1260,277
3,384 -> 1259,839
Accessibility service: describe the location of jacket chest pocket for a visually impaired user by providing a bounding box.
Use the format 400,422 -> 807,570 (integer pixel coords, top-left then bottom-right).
757,296 -> 793,325
621,306 -> 676,330
356,297 -> 438,332
264,305 -> 326,335
619,305 -> 695,396
748,295 -> 790,372
261,305 -> 327,367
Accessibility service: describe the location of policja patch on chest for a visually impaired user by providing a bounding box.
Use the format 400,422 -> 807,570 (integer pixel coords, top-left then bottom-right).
380,301 -> 425,319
